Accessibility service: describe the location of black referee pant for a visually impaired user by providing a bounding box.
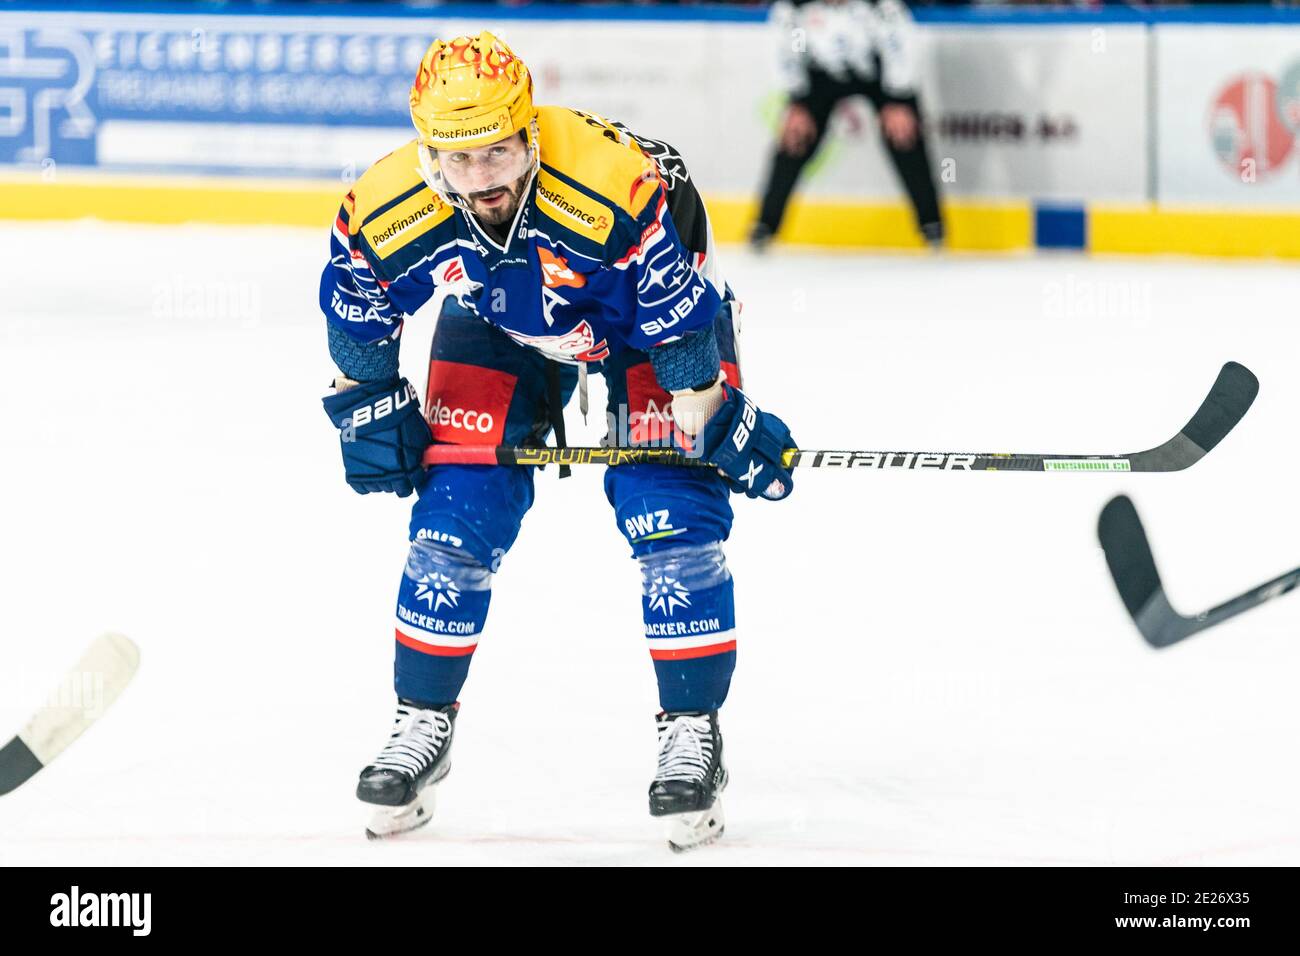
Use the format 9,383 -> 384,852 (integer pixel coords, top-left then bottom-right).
754,70 -> 943,244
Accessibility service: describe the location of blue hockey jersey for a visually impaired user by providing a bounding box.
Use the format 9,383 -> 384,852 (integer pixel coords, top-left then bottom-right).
320,106 -> 726,373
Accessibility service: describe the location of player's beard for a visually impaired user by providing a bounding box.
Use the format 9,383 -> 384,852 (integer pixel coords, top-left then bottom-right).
465,173 -> 530,227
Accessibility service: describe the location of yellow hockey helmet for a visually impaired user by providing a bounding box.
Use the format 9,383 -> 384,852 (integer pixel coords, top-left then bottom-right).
410,32 -> 536,151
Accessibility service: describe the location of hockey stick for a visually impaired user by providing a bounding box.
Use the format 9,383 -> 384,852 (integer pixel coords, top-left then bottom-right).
0,633 -> 139,796
1098,496 -> 1299,648
422,361 -> 1257,473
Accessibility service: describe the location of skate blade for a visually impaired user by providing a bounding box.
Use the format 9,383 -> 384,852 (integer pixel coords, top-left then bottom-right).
364,789 -> 436,841
665,801 -> 726,853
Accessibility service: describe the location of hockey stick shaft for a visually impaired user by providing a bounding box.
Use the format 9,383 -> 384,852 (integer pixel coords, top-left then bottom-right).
1198,569 -> 1300,627
1099,495 -> 1300,647
1136,569 -> 1300,648
0,633 -> 139,796
421,362 -> 1257,474
424,445 -> 1133,471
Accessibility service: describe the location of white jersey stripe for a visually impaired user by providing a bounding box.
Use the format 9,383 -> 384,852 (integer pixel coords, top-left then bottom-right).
645,628 -> 736,651
395,617 -> 479,649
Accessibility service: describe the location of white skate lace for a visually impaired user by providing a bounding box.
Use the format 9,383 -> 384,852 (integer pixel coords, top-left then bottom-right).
371,705 -> 453,778
655,714 -> 714,784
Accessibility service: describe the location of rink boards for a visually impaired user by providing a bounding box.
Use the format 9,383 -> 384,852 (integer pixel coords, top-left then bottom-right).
2,3 -> 1299,257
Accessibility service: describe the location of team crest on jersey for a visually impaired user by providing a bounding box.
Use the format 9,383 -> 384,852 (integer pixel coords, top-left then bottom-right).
502,319 -> 610,364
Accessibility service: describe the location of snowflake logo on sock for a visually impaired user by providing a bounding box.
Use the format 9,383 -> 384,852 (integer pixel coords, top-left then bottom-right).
647,575 -> 691,616
414,572 -> 460,613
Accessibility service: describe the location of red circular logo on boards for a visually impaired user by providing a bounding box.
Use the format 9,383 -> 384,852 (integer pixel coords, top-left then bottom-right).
1208,73 -> 1295,179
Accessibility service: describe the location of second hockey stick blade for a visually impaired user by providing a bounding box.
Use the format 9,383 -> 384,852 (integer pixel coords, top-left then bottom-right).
0,633 -> 140,796
1098,496 -> 1300,648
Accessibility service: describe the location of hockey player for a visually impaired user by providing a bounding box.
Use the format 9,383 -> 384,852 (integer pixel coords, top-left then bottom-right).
751,0 -> 944,250
320,33 -> 797,850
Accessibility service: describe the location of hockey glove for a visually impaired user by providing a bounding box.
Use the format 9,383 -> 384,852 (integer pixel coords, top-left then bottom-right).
322,377 -> 431,497
675,379 -> 796,501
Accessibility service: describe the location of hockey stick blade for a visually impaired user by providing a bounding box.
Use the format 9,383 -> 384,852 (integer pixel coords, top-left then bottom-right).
1098,496 -> 1300,648
1124,361 -> 1257,472
0,633 -> 140,796
421,362 -> 1256,473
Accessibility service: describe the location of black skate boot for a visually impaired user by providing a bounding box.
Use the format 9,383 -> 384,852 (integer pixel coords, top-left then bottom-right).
921,220 -> 945,251
357,699 -> 457,840
648,710 -> 729,851
748,221 -> 774,254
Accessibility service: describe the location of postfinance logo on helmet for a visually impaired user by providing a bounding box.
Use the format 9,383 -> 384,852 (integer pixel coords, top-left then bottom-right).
410,33 -> 540,212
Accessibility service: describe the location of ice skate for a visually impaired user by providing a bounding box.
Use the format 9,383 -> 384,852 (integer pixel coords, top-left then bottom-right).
748,221 -> 774,254
648,710 -> 729,852
357,700 -> 456,840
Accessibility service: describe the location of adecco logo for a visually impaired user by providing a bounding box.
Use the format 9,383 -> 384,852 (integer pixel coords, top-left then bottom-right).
427,397 -> 495,435
1208,65 -> 1300,180
423,360 -> 514,445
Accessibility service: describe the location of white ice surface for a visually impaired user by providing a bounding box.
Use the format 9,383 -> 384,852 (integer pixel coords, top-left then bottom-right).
2,221 -> 1299,865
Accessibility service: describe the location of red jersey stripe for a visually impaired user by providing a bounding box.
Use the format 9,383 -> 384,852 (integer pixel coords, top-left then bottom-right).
395,628 -> 478,657
648,639 -> 737,661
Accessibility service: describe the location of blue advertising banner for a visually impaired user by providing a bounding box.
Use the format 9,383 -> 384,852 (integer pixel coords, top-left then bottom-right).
1,12 -> 432,176
89,27 -> 423,124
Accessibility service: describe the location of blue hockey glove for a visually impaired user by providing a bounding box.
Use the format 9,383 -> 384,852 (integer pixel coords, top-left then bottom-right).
322,377 -> 431,497
693,383 -> 796,501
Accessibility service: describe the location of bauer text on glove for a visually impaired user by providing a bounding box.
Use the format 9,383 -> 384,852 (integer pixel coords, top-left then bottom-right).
672,378 -> 796,501
322,377 -> 431,498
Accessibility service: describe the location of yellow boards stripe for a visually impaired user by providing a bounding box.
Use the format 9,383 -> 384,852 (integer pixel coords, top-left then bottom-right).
0,175 -> 340,227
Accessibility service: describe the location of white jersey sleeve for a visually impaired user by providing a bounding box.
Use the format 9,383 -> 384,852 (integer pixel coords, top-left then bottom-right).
868,0 -> 920,99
